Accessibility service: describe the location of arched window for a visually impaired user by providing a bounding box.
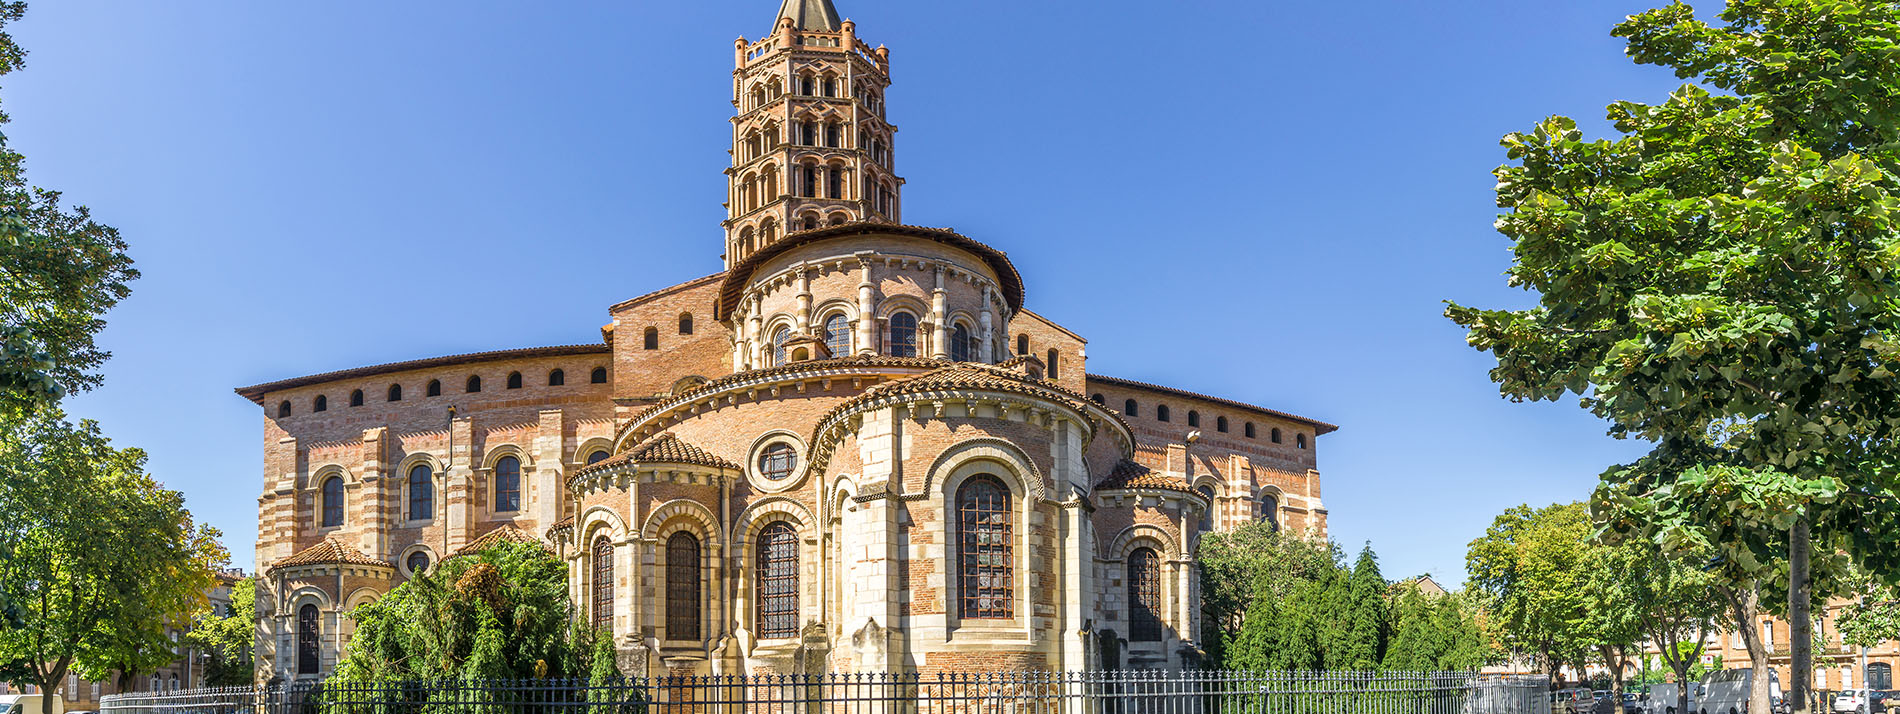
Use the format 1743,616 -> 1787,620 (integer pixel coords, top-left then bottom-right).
1245,422 -> 1256,438
1187,410 -> 1200,428
828,212 -> 848,226
591,536 -> 613,630
494,456 -> 521,512
1046,349 -> 1059,379
800,164 -> 819,197
1271,427 -> 1282,444
585,450 -> 610,465
427,380 -> 442,397
1297,433 -> 1308,449
822,313 -> 850,357
548,369 -> 565,386
798,74 -> 814,95
822,76 -> 837,97
350,389 -> 364,407
757,521 -> 799,638
950,324 -> 973,362
387,384 -> 402,402
887,312 -> 917,357
1124,399 -> 1139,416
277,401 -> 291,418
506,372 -> 522,390
679,313 -> 694,335
313,395 -> 327,413
1262,494 -> 1280,532
297,604 -> 320,675
407,465 -> 433,521
666,532 -> 701,641
591,367 -> 608,384
643,327 -> 659,350
824,123 -> 840,148
1197,485 -> 1217,531
1016,334 -> 1029,356
771,326 -> 792,366
1157,405 -> 1171,422
1128,547 -> 1164,642
466,375 -> 482,393
957,475 -> 1013,620
1091,393 -> 1105,405
1217,416 -> 1229,433
405,551 -> 430,575
320,476 -> 344,528
1869,662 -> 1893,690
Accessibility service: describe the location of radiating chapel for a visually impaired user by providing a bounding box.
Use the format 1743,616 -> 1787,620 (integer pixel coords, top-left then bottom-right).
239,0 -> 1335,683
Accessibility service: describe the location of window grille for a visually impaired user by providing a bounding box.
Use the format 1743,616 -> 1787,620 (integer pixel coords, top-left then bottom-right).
757,521 -> 799,638
957,475 -> 1013,620
666,532 -> 701,640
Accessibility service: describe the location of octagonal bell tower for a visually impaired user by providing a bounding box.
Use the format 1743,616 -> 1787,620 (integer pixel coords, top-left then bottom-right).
724,0 -> 904,269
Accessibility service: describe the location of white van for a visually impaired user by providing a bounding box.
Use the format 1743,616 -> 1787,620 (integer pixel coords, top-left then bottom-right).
1700,669 -> 1783,714
1651,681 -> 1704,714
0,694 -> 65,714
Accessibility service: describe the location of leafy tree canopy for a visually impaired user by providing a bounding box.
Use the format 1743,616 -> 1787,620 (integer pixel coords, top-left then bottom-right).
185,577 -> 257,687
1465,503 -> 1594,684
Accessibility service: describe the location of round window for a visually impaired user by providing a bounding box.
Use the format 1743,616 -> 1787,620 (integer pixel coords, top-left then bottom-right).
757,442 -> 797,481
406,551 -> 430,574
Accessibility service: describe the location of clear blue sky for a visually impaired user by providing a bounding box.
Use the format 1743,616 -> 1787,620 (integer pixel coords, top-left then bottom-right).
16,1 -> 1685,583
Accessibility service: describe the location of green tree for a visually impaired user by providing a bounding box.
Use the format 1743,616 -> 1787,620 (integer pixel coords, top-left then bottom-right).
1338,546 -> 1389,670
184,578 -> 257,686
0,2 -> 136,414
1591,541 -> 1725,711
1383,584 -> 1492,672
0,408 -> 225,714
1196,522 -> 1340,668
1445,0 -> 1900,708
334,540 -> 586,682
1466,503 -> 1594,687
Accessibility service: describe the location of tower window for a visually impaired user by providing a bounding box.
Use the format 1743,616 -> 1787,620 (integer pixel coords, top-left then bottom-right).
887,312 -> 918,357
277,401 -> 291,418
666,532 -> 701,641
320,476 -> 344,528
506,372 -> 523,390
1271,427 -> 1282,444
1091,393 -> 1105,405
548,368 -> 565,386
644,327 -> 659,350
1297,433 -> 1308,449
822,313 -> 850,357
466,375 -> 482,393
591,367 -> 608,384
950,324 -> 973,362
1128,547 -> 1164,642
756,521 -> 799,638
1197,485 -> 1217,531
679,313 -> 694,335
493,456 -> 521,512
822,76 -> 837,97
1187,410 -> 1200,428
826,166 -> 843,198
824,123 -> 840,148
1123,399 -> 1138,417
350,389 -> 364,407
1217,416 -> 1229,433
957,475 -> 1013,620
1245,422 -> 1256,438
313,395 -> 327,413
1016,334 -> 1028,356
1157,405 -> 1171,422
387,384 -> 402,402
798,74 -> 814,95
427,380 -> 441,397
591,536 -> 613,630
1046,349 -> 1059,379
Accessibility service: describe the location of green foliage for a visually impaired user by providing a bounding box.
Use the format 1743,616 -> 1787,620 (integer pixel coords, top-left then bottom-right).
0,407 -> 226,712
1588,541 -> 1725,702
1198,523 -> 1489,671
185,578 -> 257,686
1836,563 -> 1900,649
1466,503 -> 1595,683
0,2 -> 136,414
332,541 -> 588,683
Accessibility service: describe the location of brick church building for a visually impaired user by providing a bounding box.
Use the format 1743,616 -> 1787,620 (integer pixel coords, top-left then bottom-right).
238,0 -> 1334,683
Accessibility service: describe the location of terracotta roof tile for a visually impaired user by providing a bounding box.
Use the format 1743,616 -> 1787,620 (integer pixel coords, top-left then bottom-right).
717,222 -> 1024,320
1095,459 -> 1192,493
545,516 -> 575,541
452,525 -> 551,557
1087,374 -> 1338,435
838,361 -> 1095,415
577,432 -> 738,477
271,538 -> 391,570
234,344 -> 610,404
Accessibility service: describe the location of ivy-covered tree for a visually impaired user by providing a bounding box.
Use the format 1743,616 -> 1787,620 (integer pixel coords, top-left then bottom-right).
1446,0 -> 1900,709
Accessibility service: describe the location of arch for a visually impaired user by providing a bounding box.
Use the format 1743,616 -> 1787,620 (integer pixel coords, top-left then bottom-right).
548,368 -> 566,386
573,436 -> 613,465
642,499 -> 723,547
1106,523 -> 1181,561
924,438 -> 1048,502
1259,491 -> 1282,532
427,379 -> 442,397
664,531 -> 702,641
827,211 -> 850,226
732,495 -> 815,543
678,312 -> 694,335
466,375 -> 482,393
771,324 -> 793,366
277,401 -> 291,418
319,475 -> 345,528
350,389 -> 364,407
591,366 -> 609,384
1123,398 -> 1138,417
313,395 -> 327,413
506,372 -> 523,390
387,383 -> 403,402
643,327 -> 659,350
578,505 -> 630,549
1196,484 -> 1218,531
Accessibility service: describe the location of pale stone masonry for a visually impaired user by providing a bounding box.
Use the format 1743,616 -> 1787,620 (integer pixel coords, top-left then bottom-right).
238,0 -> 1335,682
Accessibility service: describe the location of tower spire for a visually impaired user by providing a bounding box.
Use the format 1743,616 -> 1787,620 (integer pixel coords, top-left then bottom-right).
775,0 -> 842,31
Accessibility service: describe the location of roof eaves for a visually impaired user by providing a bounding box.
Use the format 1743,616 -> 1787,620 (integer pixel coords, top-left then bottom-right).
234,344 -> 611,404
1085,374 -> 1338,435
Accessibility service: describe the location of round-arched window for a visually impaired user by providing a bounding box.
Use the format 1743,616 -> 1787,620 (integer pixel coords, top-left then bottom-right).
320,476 -> 344,528
586,450 -> 610,465
494,456 -> 521,512
822,313 -> 850,357
758,443 -> 797,481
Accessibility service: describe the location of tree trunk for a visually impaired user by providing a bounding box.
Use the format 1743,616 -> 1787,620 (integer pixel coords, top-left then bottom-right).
1791,516 -> 1813,714
1725,584 -> 1774,714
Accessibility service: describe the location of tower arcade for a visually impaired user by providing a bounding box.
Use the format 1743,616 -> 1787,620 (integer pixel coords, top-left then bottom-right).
725,0 -> 903,268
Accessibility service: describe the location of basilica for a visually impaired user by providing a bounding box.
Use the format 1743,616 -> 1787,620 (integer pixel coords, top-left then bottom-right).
239,0 -> 1334,682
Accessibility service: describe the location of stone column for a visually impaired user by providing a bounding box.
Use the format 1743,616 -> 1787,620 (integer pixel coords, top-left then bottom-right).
855,253 -> 877,355
978,285 -> 994,363
795,265 -> 813,333
929,267 -> 948,359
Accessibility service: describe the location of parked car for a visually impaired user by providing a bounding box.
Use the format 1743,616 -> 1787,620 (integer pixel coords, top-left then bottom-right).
1623,691 -> 1647,714
1702,669 -> 1783,714
1874,691 -> 1900,714
0,694 -> 65,714
1836,690 -> 1874,714
1652,682 -> 1704,714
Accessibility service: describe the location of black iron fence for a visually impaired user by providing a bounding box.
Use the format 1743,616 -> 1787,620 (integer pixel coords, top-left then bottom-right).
99,671 -> 1551,714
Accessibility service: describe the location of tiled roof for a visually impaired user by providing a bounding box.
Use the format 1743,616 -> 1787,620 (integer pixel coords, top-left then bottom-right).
716,222 -> 1025,320
234,344 -> 611,404
271,538 -> 392,570
1095,459 -> 1192,493
577,433 -> 738,476
1086,374 -> 1339,435
607,272 -> 724,313
545,516 -> 575,541
636,354 -> 948,421
453,525 -> 550,557
836,361 -> 1094,415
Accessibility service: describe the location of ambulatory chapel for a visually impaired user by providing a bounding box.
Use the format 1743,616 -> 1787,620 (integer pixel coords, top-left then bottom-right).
239,0 -> 1334,684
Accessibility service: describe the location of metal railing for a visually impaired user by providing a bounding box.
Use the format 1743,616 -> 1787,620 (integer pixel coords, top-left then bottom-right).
100,671 -> 1551,714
